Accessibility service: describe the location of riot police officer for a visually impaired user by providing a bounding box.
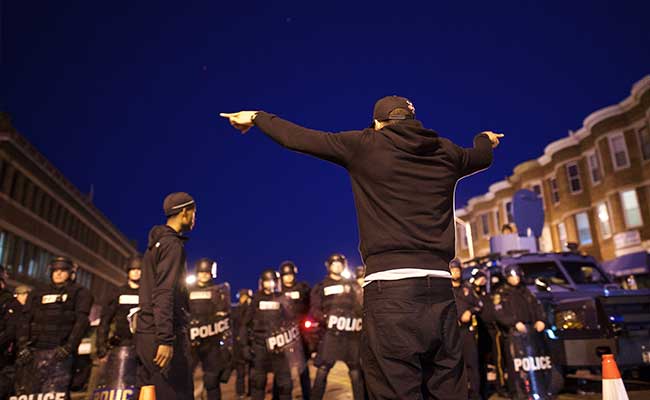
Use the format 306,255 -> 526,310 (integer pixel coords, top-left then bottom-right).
451,261 -> 486,400
275,260 -> 311,400
310,253 -> 364,400
15,256 -> 93,397
188,257 -> 232,400
0,264 -> 21,399
355,265 -> 365,289
493,264 -> 547,398
96,255 -> 142,358
240,269 -> 295,400
232,288 -> 253,399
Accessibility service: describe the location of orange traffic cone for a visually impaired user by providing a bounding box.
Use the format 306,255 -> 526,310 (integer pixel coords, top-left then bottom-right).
602,354 -> 628,400
139,385 -> 156,400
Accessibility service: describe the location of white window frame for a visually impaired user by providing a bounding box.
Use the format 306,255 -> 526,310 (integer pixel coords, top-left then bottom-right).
637,125 -> 650,163
608,132 -> 631,171
585,149 -> 603,186
619,189 -> 643,228
557,222 -> 568,251
565,161 -> 582,194
574,212 -> 593,246
595,201 -> 613,239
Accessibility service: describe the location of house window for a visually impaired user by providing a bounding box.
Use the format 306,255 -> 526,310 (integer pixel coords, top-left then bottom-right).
586,150 -> 602,185
638,126 -> 650,161
548,177 -> 560,204
505,201 -> 513,223
620,189 -> 642,228
471,222 -> 478,241
566,162 -> 582,194
557,222 -> 568,251
596,202 -> 612,239
481,213 -> 490,237
609,133 -> 630,170
575,212 -> 592,245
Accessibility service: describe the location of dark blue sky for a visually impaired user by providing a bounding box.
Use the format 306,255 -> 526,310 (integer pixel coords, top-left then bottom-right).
3,1 -> 650,291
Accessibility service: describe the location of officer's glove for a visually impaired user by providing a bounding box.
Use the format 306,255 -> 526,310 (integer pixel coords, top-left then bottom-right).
16,347 -> 33,366
96,344 -> 108,359
54,344 -> 73,361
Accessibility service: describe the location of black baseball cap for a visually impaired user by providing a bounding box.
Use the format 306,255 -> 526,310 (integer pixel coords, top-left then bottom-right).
372,95 -> 416,123
163,192 -> 195,217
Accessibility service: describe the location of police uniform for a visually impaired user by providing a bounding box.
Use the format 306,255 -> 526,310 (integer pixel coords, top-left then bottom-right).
232,289 -> 253,398
96,258 -> 142,357
310,269 -> 364,400
492,268 -> 547,398
454,279 -> 487,400
135,192 -> 196,400
275,261 -> 311,400
188,258 -> 232,400
240,270 -> 294,400
0,274 -> 21,399
15,257 -> 93,397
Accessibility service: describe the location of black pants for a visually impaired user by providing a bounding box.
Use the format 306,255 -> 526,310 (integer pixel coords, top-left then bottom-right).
461,328 -> 483,400
312,332 -> 364,400
235,361 -> 250,396
191,341 -> 230,400
135,331 -> 194,400
250,342 -> 292,400
362,277 -> 467,400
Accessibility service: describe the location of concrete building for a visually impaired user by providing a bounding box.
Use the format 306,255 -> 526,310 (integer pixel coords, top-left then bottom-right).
0,112 -> 137,300
455,75 -> 650,267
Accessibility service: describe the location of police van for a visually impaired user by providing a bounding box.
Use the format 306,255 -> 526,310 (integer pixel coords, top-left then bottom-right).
463,250 -> 650,376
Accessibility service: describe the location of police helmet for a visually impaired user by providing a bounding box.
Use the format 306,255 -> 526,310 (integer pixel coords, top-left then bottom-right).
237,288 -> 253,300
503,264 -> 522,279
195,257 -> 217,278
325,253 -> 347,269
355,265 -> 365,278
259,268 -> 280,291
126,255 -> 143,272
469,267 -> 486,285
48,257 -> 75,281
449,258 -> 462,271
279,261 -> 298,276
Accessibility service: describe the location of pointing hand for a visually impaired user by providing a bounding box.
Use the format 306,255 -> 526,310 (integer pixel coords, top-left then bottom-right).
481,131 -> 505,148
220,111 -> 259,134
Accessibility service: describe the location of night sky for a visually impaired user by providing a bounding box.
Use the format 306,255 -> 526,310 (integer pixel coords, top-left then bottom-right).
3,1 -> 650,292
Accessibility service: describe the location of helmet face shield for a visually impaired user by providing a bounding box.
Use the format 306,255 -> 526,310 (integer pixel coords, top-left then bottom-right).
195,258 -> 218,280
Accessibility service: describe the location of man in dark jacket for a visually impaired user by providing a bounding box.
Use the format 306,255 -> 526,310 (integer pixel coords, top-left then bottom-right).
232,288 -> 253,399
15,257 -> 93,397
188,257 -> 232,400
310,254 -> 364,400
493,264 -> 546,398
275,260 -> 311,400
240,269 -> 295,400
0,265 -> 20,399
221,97 -> 502,399
96,255 -> 142,358
135,192 -> 197,399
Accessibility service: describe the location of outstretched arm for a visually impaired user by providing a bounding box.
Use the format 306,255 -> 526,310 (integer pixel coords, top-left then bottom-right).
454,131 -> 503,177
221,111 -> 362,167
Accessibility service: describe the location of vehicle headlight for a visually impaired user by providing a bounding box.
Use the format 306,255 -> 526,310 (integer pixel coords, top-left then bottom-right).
555,310 -> 584,330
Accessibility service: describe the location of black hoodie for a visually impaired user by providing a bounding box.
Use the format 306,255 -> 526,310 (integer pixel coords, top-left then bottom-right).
254,112 -> 493,275
137,225 -> 190,345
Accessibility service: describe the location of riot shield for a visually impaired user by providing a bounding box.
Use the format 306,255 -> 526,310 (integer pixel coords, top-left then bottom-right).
505,329 -> 554,400
265,322 -> 306,373
88,346 -> 138,400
